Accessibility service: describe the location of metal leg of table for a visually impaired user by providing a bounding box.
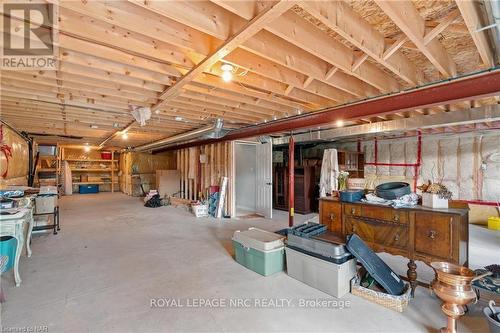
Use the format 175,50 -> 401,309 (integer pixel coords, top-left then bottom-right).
53,207 -> 58,235
56,206 -> 60,231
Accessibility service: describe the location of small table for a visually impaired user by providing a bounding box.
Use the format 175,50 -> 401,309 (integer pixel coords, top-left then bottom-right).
0,207 -> 32,286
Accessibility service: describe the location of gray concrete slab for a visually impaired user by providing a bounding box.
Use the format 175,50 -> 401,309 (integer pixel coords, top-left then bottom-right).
0,193 -> 490,332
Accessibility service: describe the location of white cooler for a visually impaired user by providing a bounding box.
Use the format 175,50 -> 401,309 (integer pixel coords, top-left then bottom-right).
285,246 -> 357,298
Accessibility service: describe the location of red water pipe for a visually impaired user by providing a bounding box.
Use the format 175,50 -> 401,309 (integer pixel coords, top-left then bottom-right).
289,136 -> 294,227
414,130 -> 422,190
365,131 -> 423,190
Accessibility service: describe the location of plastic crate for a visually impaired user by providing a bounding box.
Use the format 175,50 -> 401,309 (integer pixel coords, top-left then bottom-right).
79,184 -> 99,194
289,223 -> 327,238
233,240 -> 284,276
285,246 -> 357,298
287,233 -> 352,263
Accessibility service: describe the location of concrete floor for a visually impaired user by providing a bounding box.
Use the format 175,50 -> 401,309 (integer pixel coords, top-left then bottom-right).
1,193 -> 492,333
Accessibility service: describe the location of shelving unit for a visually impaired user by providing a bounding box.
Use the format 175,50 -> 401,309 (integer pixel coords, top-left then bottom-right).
60,146 -> 119,193
35,145 -> 60,189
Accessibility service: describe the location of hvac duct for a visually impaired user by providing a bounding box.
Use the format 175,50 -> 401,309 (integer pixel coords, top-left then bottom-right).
134,119 -> 225,152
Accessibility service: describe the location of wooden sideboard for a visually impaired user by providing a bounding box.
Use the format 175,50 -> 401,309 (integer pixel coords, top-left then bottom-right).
319,197 -> 469,296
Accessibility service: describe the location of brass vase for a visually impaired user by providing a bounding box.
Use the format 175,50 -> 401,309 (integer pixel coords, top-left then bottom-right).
430,262 -> 490,333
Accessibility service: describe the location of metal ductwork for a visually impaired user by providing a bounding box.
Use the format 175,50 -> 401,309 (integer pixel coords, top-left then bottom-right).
272,104 -> 500,145
134,119 -> 226,152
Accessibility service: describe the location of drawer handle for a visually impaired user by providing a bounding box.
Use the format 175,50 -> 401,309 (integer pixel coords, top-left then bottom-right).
329,213 -> 336,220
393,215 -> 399,222
394,234 -> 400,241
428,230 -> 437,240
351,208 -> 356,214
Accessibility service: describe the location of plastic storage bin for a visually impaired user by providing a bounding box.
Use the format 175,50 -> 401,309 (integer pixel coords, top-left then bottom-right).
101,151 -> 112,160
0,236 -> 17,273
38,145 -> 57,156
79,184 -> 99,194
232,228 -> 285,276
287,233 -> 352,264
285,246 -> 357,298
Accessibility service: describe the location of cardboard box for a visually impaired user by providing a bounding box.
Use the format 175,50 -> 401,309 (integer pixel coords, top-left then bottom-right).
156,170 -> 180,197
35,195 -> 58,214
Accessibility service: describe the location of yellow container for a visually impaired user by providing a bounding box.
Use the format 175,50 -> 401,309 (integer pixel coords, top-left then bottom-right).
487,216 -> 500,231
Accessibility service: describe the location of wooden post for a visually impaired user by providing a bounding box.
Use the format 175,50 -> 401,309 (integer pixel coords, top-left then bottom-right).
289,136 -> 295,227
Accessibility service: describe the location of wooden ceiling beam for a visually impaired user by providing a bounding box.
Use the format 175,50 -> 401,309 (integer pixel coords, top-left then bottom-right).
375,0 -> 457,78
455,0 -> 495,68
2,73 -> 157,103
59,35 -> 183,78
383,35 -> 409,61
180,90 -> 282,118
300,1 -> 421,85
184,82 -> 290,115
149,1 -> 296,111
423,9 -> 461,45
243,30 -> 378,97
192,73 -> 310,111
223,49 -> 351,103
266,11 -> 400,92
55,0 -> 217,57
134,0 -> 375,102
60,50 -> 173,86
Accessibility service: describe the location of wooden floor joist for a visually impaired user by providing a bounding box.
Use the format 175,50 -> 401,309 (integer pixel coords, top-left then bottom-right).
2,0 -> 496,147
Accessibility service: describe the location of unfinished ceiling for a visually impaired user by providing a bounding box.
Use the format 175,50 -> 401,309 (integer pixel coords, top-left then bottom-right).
1,0 -> 498,148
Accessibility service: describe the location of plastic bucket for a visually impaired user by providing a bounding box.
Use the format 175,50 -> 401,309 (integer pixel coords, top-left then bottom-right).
484,306 -> 500,333
0,236 -> 17,273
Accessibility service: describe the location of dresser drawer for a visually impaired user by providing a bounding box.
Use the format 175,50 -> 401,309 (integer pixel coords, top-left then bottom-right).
345,217 -> 374,243
375,224 -> 409,249
344,204 -> 361,216
415,212 -> 452,260
359,205 -> 408,224
320,200 -> 342,235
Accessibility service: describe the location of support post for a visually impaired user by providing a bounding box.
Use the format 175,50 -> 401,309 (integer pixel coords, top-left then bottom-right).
288,135 -> 294,227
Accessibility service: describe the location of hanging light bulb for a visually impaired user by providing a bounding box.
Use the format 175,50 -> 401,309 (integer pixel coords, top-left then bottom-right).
336,119 -> 344,127
222,70 -> 233,82
122,131 -> 128,140
221,63 -> 234,82
83,144 -> 91,152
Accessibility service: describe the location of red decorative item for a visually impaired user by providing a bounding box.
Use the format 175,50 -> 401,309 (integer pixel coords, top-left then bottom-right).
0,124 -> 13,179
101,151 -> 112,160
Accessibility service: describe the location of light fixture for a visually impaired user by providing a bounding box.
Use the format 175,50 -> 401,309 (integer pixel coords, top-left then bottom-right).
336,119 -> 344,127
83,144 -> 91,152
174,116 -> 184,121
221,63 -> 234,82
122,131 -> 128,140
90,124 -> 98,129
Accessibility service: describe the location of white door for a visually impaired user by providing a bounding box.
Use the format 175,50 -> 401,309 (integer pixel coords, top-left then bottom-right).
256,142 -> 273,218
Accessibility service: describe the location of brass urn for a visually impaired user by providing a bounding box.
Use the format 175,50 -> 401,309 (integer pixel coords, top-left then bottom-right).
430,262 -> 490,333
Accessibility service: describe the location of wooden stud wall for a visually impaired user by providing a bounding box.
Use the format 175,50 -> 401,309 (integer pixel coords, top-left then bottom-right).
175,141 -> 233,215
